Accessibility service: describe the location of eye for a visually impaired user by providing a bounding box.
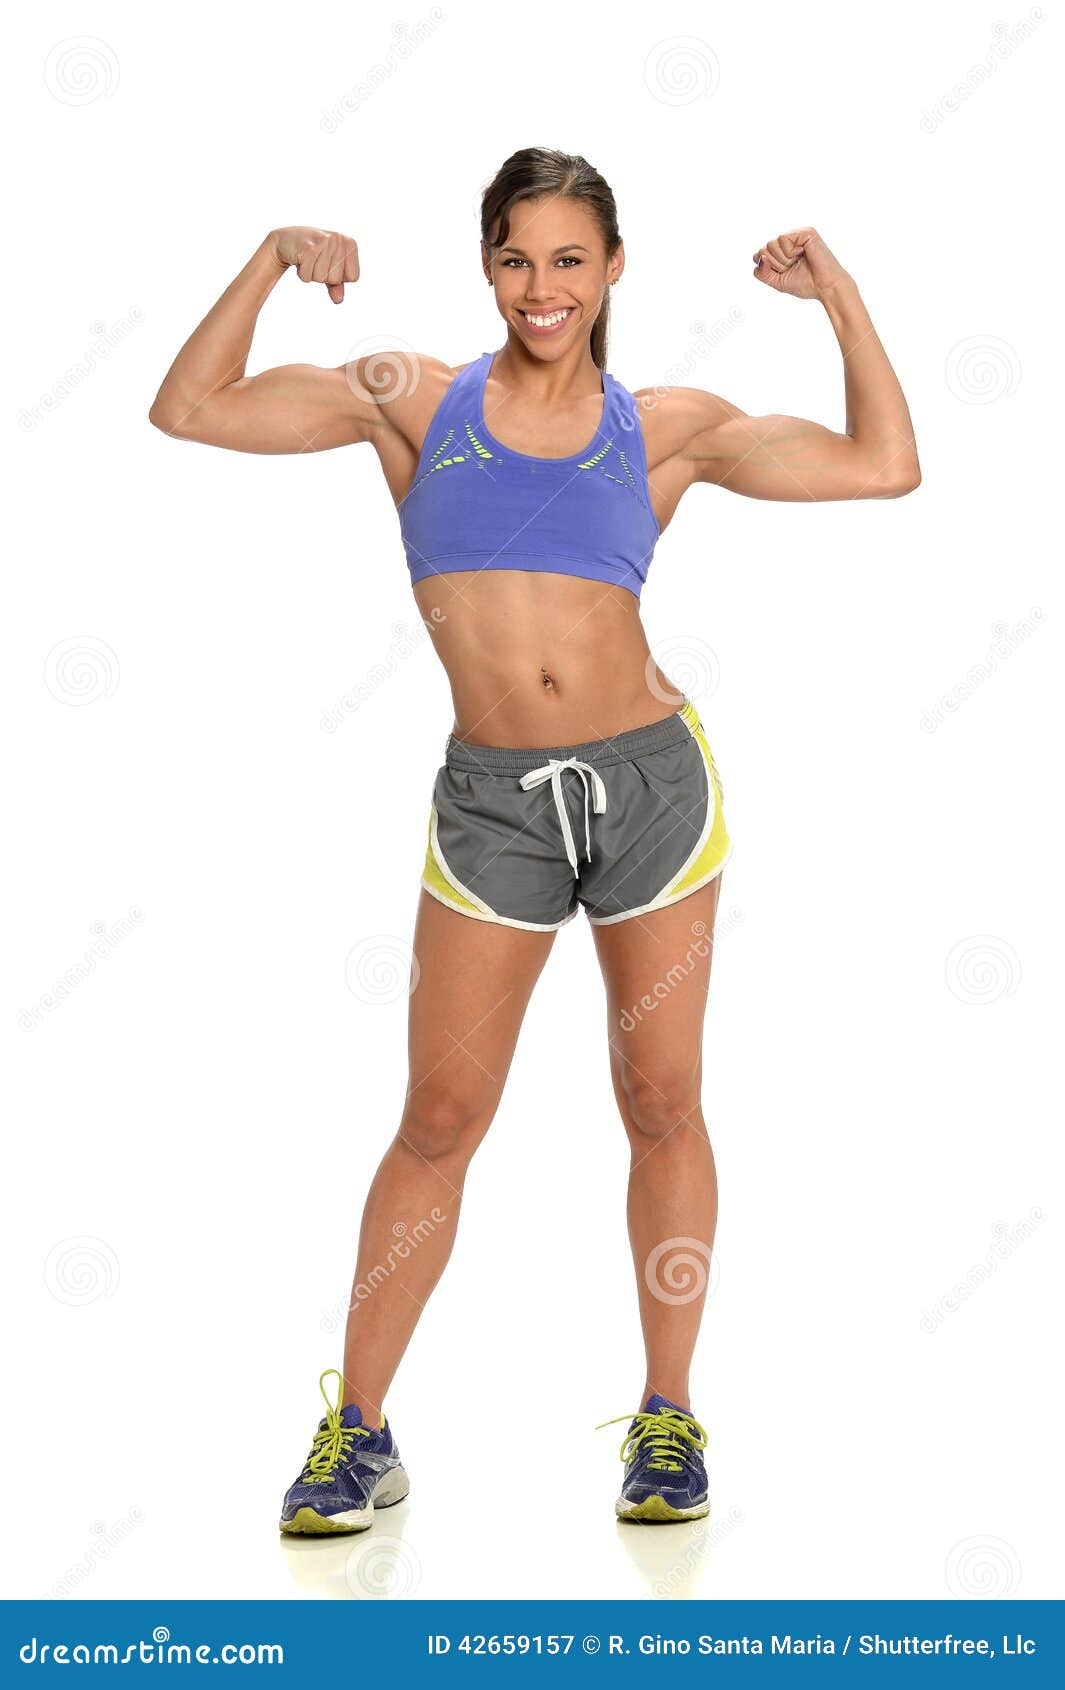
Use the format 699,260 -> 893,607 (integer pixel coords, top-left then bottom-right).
500,256 -> 584,269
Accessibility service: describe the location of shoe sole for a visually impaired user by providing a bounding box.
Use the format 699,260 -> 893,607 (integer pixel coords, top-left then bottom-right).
279,1467 -> 410,1535
616,1494 -> 710,1524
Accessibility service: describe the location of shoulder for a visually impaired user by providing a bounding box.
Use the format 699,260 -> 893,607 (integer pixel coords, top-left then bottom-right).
340,352 -> 479,450
626,383 -> 749,469
342,351 -> 472,411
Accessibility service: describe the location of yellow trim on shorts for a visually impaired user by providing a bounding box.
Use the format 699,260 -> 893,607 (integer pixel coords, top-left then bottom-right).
587,701 -> 732,925
664,703 -> 731,900
420,803 -> 576,932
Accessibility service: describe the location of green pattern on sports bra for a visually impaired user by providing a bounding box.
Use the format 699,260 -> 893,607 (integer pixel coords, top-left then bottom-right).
579,437 -> 642,495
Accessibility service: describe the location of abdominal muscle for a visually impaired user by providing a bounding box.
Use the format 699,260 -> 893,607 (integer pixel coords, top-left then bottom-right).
411,568 -> 685,748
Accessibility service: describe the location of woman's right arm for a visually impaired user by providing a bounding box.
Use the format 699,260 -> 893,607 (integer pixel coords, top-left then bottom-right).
148,227 -> 383,454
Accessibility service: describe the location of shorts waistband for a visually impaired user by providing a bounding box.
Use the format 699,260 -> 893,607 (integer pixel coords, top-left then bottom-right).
443,698 -> 699,776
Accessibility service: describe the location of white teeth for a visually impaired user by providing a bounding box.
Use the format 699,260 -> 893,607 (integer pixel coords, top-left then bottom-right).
523,308 -> 571,328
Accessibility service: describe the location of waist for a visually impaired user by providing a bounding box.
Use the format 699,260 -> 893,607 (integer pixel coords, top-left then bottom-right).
444,699 -> 698,774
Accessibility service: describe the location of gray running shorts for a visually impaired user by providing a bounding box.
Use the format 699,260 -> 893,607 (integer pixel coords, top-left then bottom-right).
421,697 -> 731,930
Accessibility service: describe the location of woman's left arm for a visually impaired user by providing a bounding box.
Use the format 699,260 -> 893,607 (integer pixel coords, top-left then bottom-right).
679,229 -> 922,501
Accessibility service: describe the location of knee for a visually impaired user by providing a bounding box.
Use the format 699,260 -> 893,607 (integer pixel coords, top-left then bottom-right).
398,1088 -> 492,1163
620,1069 -> 702,1141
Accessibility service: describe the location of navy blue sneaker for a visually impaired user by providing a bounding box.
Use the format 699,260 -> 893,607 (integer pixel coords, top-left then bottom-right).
279,1369 -> 409,1535
597,1391 -> 709,1522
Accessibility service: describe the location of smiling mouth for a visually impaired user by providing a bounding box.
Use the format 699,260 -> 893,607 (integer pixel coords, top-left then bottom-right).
518,307 -> 575,332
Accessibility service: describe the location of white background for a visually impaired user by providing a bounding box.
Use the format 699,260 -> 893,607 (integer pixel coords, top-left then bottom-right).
4,0 -> 1061,1604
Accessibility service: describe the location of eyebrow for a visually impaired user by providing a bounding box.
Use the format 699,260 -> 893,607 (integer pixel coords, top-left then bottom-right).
498,243 -> 591,256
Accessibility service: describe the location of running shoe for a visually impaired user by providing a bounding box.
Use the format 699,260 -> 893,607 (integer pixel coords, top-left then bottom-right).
279,1368 -> 409,1535
597,1391 -> 709,1522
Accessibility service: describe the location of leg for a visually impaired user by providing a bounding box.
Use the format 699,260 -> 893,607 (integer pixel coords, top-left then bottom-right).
590,876 -> 723,1411
341,890 -> 556,1419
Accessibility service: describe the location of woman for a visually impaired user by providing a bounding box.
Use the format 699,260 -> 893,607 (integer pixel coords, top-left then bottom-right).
149,148 -> 920,1532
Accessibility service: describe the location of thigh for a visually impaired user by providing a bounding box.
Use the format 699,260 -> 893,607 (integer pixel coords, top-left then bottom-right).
590,877 -> 723,1101
405,889 -> 557,1116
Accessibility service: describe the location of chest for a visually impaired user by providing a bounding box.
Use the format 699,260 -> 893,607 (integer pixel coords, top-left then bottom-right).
481,387 -> 607,461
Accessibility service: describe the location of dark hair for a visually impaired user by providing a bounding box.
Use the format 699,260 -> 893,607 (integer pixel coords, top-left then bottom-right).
480,147 -> 620,370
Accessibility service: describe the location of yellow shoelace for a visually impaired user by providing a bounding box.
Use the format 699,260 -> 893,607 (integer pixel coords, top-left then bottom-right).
596,1406 -> 708,1474
301,1368 -> 369,1486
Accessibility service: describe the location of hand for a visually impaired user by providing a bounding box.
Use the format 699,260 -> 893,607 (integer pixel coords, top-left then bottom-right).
268,227 -> 360,303
752,228 -> 850,301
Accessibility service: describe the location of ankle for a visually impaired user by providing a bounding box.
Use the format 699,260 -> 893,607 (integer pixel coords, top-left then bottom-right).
643,1383 -> 691,1412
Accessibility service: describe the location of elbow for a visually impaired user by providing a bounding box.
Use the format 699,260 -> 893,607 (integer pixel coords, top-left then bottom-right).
148,394 -> 197,439
888,465 -> 922,497
871,459 -> 922,498
149,398 -> 178,435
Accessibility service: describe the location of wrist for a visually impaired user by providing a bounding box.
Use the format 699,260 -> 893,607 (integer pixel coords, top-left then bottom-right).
820,272 -> 866,325
257,233 -> 290,277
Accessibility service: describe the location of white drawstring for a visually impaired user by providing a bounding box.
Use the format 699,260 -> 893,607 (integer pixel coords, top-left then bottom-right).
518,757 -> 608,877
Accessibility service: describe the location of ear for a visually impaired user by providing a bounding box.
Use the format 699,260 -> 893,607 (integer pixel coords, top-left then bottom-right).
609,240 -> 626,288
480,240 -> 493,286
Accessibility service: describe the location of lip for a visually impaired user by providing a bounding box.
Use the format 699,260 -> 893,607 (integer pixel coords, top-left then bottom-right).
517,306 -> 576,337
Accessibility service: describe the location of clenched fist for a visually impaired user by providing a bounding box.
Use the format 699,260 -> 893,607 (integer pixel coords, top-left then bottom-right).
269,226 -> 360,303
752,229 -> 850,301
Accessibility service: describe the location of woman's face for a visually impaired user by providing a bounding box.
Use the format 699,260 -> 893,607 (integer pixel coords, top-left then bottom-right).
483,194 -> 622,355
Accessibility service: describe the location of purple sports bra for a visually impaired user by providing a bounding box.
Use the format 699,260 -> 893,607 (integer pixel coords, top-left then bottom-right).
397,350 -> 661,599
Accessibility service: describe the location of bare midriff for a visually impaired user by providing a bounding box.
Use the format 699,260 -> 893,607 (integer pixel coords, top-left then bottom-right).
411,568 -> 685,748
